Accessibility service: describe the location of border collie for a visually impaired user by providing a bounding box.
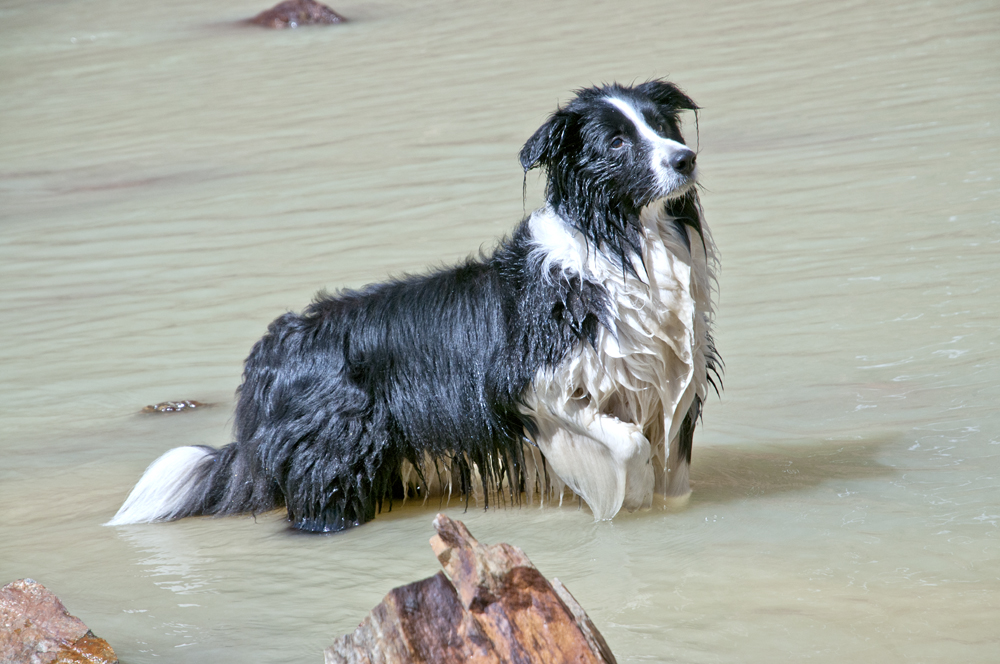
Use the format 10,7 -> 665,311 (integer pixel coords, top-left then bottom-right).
108,80 -> 719,532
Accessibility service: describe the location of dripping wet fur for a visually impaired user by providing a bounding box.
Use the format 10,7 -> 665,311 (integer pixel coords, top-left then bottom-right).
108,79 -> 719,532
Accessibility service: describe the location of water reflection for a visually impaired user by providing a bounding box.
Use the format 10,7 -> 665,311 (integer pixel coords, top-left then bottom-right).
693,437 -> 899,504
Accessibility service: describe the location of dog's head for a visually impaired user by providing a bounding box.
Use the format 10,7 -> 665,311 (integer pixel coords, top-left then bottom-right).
520,80 -> 699,218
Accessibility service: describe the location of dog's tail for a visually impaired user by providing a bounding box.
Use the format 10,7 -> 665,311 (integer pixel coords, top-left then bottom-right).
105,443 -> 280,526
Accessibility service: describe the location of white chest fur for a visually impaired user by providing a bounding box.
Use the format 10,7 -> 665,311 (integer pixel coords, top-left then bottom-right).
520,203 -> 716,519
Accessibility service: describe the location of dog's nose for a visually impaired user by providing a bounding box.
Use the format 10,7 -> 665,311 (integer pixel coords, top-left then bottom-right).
668,149 -> 697,176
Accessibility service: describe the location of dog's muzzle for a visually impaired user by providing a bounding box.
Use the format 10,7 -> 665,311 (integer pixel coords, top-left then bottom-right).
667,148 -> 697,177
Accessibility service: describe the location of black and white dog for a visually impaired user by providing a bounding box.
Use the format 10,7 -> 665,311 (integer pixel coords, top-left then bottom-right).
108,80 -> 719,532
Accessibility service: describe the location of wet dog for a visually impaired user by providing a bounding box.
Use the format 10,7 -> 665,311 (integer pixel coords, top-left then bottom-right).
108,80 -> 719,532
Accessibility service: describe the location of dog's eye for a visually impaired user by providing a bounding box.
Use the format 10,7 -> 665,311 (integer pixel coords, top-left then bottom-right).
610,136 -> 626,149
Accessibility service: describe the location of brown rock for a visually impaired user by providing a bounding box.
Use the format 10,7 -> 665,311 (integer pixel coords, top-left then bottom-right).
0,578 -> 118,664
249,0 -> 346,29
325,514 -> 617,664
141,399 -> 207,413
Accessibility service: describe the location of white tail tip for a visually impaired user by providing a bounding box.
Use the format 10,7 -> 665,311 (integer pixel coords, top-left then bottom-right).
105,446 -> 211,526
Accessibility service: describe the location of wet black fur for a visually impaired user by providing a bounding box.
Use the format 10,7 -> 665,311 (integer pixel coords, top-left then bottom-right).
161,80 -> 715,532
519,81 -> 699,278
183,239 -> 611,532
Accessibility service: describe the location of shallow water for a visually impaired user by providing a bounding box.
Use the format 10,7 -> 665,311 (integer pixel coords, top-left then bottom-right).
2,0 -> 999,661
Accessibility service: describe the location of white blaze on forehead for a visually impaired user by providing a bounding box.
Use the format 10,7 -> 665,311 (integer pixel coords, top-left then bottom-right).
606,97 -> 660,142
604,96 -> 694,196
605,96 -> 688,152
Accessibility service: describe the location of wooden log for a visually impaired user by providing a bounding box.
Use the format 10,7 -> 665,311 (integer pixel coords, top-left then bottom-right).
0,578 -> 118,664
325,514 -> 617,664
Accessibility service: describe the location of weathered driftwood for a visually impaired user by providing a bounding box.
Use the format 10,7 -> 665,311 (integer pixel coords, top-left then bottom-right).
0,578 -> 118,664
249,0 -> 346,28
325,514 -> 617,664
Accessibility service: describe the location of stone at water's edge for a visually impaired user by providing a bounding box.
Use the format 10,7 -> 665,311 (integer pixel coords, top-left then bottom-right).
0,579 -> 118,664
249,0 -> 346,28
325,514 -> 618,664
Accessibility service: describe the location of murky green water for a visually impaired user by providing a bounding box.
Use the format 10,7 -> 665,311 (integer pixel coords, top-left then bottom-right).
2,0 -> 998,661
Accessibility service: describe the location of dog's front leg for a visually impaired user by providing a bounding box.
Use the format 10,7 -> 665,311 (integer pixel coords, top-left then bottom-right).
533,403 -> 654,520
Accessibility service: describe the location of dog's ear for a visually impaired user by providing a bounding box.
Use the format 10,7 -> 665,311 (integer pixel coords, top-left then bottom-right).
637,80 -> 699,112
519,111 -> 572,172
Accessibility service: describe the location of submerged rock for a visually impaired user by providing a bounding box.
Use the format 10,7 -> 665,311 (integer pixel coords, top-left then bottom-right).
325,514 -> 617,664
249,0 -> 346,28
141,399 -> 207,413
0,578 -> 118,664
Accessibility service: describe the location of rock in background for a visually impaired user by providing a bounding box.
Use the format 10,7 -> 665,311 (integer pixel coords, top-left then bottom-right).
326,514 -> 617,664
0,578 -> 118,664
249,0 -> 346,29
141,399 -> 208,413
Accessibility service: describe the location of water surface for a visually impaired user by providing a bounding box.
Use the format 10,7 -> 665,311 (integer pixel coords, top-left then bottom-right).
2,0 -> 998,661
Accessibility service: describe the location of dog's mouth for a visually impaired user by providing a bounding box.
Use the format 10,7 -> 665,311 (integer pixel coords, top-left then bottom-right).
666,175 -> 697,199
646,172 -> 697,206
654,143 -> 699,200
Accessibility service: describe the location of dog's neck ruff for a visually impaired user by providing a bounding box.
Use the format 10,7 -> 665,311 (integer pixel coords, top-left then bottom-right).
521,200 -> 716,519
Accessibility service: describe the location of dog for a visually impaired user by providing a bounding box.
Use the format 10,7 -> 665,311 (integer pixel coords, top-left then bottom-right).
108,80 -> 719,532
